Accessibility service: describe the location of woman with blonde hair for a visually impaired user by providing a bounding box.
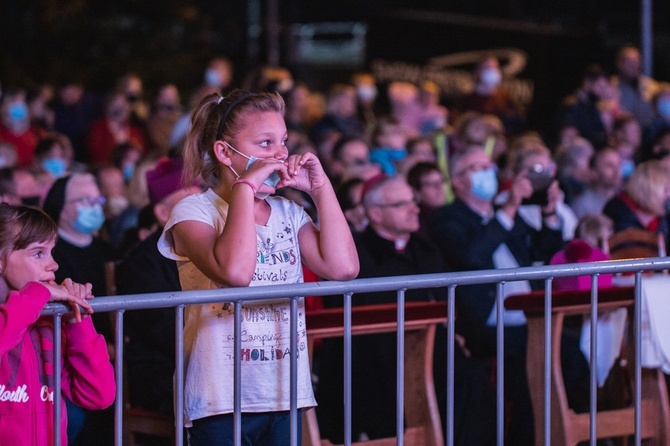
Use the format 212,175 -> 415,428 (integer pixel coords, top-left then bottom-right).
603,159 -> 670,240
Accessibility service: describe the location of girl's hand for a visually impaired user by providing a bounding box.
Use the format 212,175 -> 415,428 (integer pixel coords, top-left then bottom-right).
238,158 -> 287,196
279,153 -> 329,193
44,279 -> 94,323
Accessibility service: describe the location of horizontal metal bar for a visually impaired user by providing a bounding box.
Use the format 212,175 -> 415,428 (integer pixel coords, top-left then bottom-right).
41,257 -> 670,316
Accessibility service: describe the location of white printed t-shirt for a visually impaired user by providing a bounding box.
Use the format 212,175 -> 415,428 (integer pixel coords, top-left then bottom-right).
158,188 -> 316,426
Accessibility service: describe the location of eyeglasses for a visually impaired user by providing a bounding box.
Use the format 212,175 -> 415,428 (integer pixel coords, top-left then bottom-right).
371,198 -> 419,209
454,163 -> 495,177
66,196 -> 106,207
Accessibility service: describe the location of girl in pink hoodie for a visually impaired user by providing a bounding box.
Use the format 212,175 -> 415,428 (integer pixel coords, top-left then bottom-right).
0,203 -> 116,445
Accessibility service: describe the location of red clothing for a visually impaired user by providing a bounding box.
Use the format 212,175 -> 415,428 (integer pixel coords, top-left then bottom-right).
0,282 -> 116,446
549,239 -> 613,290
0,124 -> 44,167
87,117 -> 145,165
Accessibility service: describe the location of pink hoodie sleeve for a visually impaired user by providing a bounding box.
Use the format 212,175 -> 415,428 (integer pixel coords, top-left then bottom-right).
0,282 -> 50,355
61,316 -> 116,410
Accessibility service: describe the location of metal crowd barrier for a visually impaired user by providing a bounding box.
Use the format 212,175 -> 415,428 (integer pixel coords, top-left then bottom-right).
40,256 -> 670,446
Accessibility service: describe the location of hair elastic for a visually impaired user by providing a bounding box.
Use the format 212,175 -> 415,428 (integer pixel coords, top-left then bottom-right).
215,91 -> 255,141
217,96 -> 224,104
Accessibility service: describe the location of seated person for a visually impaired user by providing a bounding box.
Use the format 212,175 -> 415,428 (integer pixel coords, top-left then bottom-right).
115,156 -> 200,415
430,146 -> 564,445
317,174 -> 495,445
603,159 -> 670,248
406,162 -> 446,241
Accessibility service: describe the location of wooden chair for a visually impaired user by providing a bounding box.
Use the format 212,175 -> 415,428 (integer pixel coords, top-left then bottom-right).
123,399 -> 176,446
303,301 -> 448,446
604,228 -> 667,260
505,287 -> 670,446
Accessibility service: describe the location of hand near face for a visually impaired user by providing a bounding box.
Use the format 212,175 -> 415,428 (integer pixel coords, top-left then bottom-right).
278,153 -> 329,193
506,170 -> 533,208
44,278 -> 94,323
543,180 -> 562,215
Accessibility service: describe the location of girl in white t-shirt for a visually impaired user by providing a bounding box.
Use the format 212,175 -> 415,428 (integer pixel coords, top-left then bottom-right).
158,89 -> 359,446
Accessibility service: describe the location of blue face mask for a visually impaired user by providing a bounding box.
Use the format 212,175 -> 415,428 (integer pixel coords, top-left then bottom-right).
480,68 -> 502,87
370,147 -> 407,175
205,69 -> 223,88
42,158 -> 67,178
225,142 -> 282,188
73,204 -> 105,235
658,98 -> 670,119
470,167 -> 498,200
620,159 -> 635,179
8,102 -> 28,121
122,164 -> 134,182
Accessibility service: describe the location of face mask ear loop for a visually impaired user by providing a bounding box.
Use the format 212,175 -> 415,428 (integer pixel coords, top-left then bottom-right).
223,141 -> 247,180
228,165 -> 241,179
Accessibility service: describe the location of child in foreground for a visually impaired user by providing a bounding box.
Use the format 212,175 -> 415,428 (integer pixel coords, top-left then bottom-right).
0,203 -> 116,446
159,89 -> 359,445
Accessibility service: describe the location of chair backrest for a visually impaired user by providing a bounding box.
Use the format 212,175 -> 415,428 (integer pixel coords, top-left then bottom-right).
605,228 -> 666,260
303,301 -> 447,446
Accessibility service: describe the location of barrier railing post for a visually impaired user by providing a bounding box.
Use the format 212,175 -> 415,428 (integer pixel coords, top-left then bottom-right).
175,304 -> 185,446
446,285 -> 456,446
589,275 -> 599,445
634,271 -> 643,446
53,314 -> 62,446
290,296 -> 299,446
396,289 -> 406,445
543,278 -> 553,446
496,281 -> 505,446
114,310 -> 125,446
234,300 -> 242,446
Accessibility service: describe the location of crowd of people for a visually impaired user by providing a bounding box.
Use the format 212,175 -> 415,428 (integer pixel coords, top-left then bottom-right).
2,43 -> 670,445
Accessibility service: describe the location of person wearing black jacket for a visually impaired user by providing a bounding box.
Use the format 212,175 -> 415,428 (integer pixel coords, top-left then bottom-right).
115,157 -> 200,418
430,147 -> 563,445
317,174 -> 496,446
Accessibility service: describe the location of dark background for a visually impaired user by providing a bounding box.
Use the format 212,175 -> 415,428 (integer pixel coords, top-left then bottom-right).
1,0 -> 668,136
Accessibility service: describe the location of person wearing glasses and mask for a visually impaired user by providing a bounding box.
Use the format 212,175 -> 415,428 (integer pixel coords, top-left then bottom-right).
430,146 -> 563,446
41,172 -> 115,445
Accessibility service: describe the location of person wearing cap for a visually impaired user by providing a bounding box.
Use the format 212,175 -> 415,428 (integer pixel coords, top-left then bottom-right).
41,172 -> 115,445
115,156 -> 200,421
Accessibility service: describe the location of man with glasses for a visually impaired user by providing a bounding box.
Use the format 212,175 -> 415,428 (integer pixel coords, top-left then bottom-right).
0,167 -> 41,206
317,174 -> 495,445
430,146 -> 563,446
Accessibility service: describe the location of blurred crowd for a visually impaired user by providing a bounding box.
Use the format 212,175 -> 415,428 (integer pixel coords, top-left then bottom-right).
2,44 -> 670,445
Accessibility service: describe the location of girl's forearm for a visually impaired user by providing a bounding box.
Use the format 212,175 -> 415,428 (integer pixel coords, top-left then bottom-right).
310,185 -> 360,280
212,188 -> 258,286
